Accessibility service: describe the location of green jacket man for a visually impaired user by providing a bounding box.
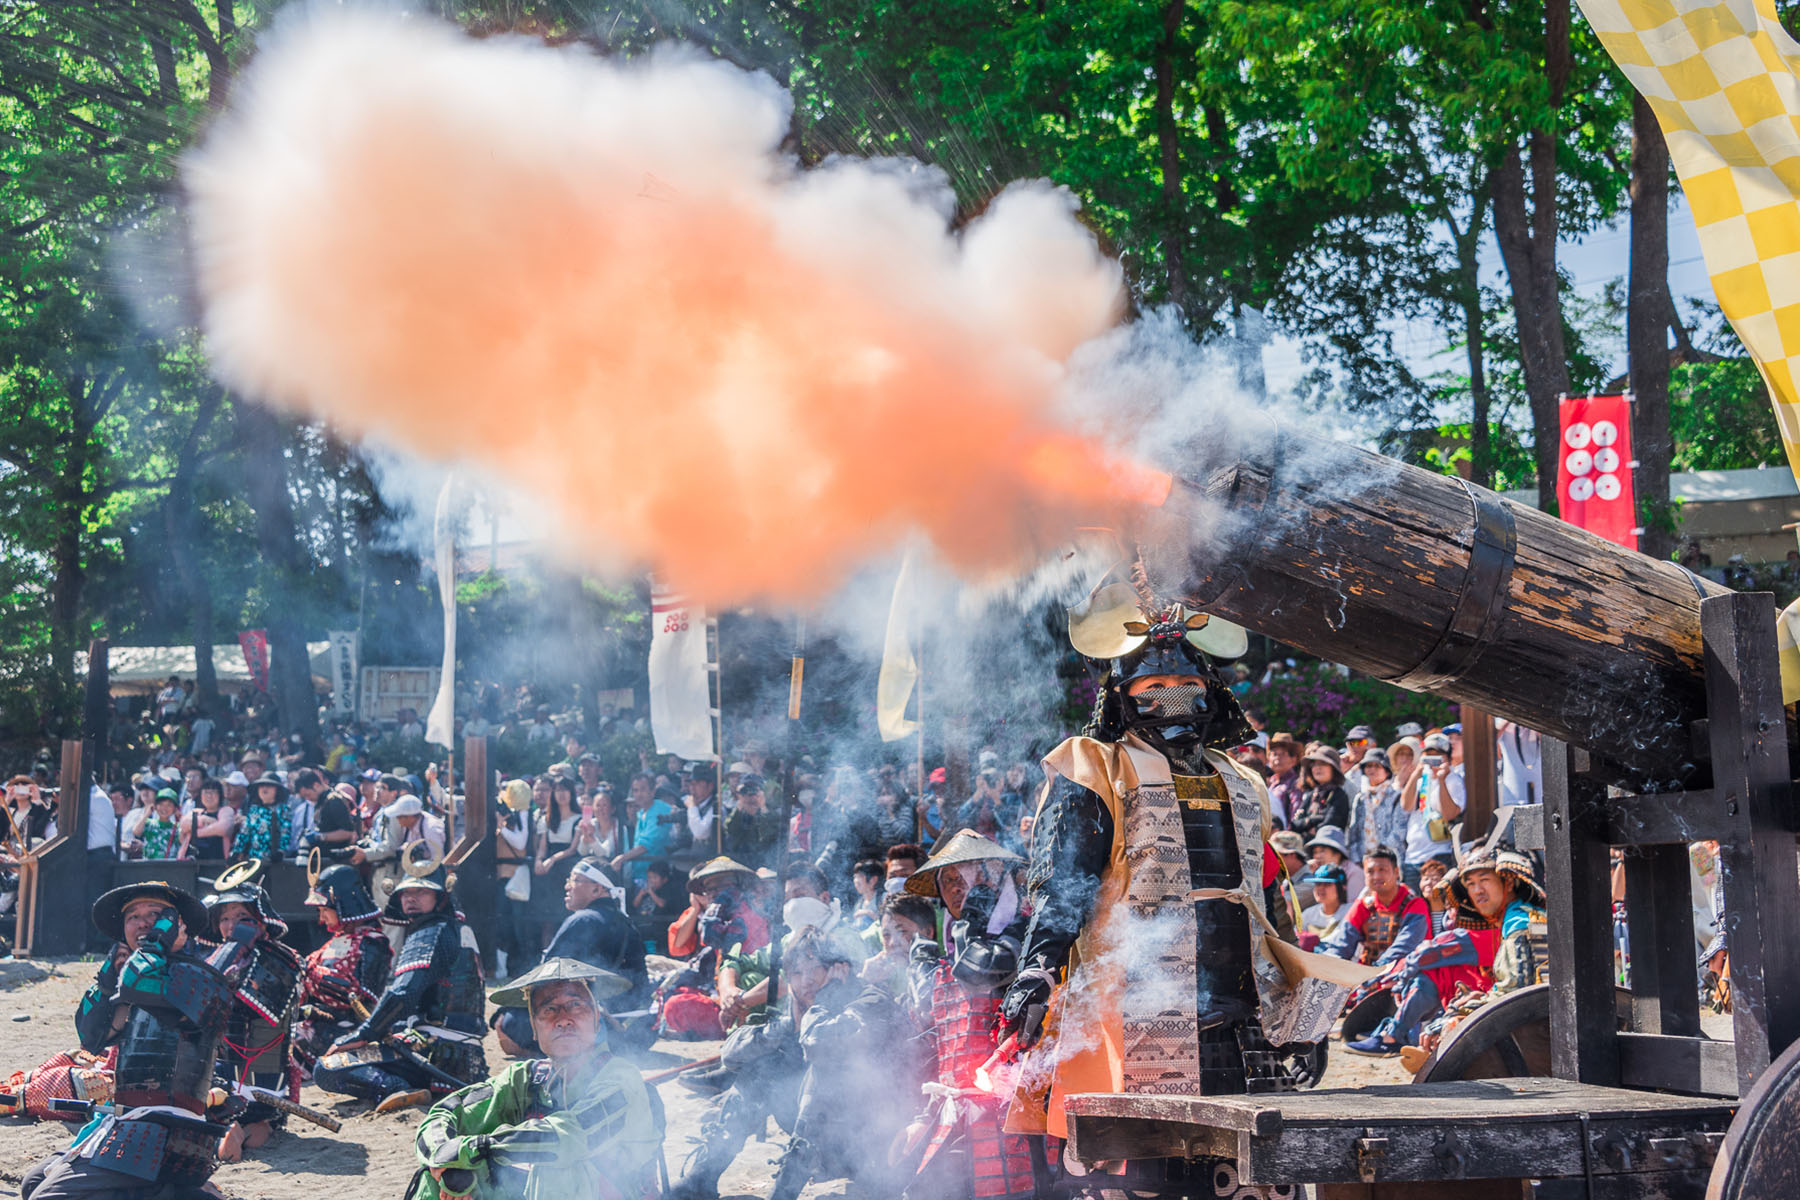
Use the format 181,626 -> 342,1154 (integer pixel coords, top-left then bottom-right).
410,959 -> 661,1200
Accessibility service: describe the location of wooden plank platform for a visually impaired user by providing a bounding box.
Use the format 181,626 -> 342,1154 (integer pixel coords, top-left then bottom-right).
1063,1079 -> 1738,1188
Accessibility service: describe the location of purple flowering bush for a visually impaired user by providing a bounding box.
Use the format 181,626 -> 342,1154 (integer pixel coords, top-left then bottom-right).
1245,661 -> 1457,744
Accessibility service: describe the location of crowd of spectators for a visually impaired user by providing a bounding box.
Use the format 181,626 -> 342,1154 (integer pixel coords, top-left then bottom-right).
0,660 -> 1738,1194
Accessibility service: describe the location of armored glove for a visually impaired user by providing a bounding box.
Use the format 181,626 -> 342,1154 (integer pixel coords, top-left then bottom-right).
115,907 -> 180,1002
428,1133 -> 491,1197
999,967 -> 1055,1047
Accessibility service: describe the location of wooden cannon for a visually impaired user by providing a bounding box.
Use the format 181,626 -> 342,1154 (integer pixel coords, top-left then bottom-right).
1058,423 -> 1800,1198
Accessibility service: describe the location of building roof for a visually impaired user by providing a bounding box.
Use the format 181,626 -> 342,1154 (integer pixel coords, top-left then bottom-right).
1503,465 -> 1796,506
74,643 -> 333,690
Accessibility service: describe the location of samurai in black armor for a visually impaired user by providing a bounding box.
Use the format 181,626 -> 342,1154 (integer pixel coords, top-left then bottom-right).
316,872 -> 487,1106
21,882 -> 234,1200
203,876 -> 301,1159
1000,573 -> 1345,1199
293,862 -> 393,1072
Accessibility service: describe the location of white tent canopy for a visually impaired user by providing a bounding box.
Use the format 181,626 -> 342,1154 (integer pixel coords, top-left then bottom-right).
76,643 -> 333,693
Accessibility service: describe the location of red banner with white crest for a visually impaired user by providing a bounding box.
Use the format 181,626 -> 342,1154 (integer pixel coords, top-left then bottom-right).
1557,394 -> 1637,550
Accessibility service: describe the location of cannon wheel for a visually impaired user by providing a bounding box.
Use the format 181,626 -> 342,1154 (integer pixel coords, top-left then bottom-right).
1412,984 -> 1633,1083
1339,989 -> 1395,1041
1707,1034 -> 1800,1198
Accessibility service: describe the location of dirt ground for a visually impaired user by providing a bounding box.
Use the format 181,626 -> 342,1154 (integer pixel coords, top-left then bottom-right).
0,956 -> 1407,1200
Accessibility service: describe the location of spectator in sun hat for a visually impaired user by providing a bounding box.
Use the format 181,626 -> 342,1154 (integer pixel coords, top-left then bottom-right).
223,768 -> 251,812
1298,862 -> 1349,941
721,774 -> 781,871
1290,745 -> 1349,844
1341,725 -> 1376,792
1265,733 -> 1302,829
141,789 -> 182,860
1270,829 -> 1313,909
1350,747 -> 1407,862
1402,731 -> 1464,890
237,748 -> 268,785
918,767 -> 948,843
1306,824 -> 1364,901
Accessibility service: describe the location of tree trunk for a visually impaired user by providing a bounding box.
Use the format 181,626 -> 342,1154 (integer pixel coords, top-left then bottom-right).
1491,0 -> 1574,510
48,379 -> 94,734
1153,0 -> 1188,313
165,392 -> 222,709
1453,171 -> 1495,487
236,402 -> 321,755
1628,92 -> 1675,561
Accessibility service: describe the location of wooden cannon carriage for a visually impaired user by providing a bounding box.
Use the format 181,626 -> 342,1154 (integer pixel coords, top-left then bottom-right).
1060,425 -> 1800,1198
13,737 -> 498,964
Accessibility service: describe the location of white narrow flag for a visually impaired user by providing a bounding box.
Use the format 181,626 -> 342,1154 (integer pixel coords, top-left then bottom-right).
327,629 -> 360,717
877,551 -> 920,742
425,477 -> 457,749
649,585 -> 715,760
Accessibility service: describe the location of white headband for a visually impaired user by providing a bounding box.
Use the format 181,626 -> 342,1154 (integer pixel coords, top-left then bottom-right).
571,860 -> 626,907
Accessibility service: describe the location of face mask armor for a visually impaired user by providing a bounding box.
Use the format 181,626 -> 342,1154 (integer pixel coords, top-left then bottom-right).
1068,577 -> 1254,759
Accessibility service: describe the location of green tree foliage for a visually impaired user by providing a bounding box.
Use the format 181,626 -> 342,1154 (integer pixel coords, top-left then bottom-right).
3,0 -> 1793,764
1670,361 -> 1786,472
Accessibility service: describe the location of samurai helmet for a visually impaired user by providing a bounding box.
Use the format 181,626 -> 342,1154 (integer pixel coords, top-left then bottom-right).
204,862 -> 288,939
1437,842 -> 1545,931
383,872 -> 451,923
306,862 -> 381,925
1068,562 -> 1253,758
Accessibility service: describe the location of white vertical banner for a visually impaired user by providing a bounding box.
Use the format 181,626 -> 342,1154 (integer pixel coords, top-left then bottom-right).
327,630 -> 360,717
877,550 -> 920,742
649,584 -> 716,760
425,477 -> 457,749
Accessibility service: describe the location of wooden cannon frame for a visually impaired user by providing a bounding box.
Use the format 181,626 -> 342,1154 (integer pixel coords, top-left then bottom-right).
1063,591 -> 1800,1198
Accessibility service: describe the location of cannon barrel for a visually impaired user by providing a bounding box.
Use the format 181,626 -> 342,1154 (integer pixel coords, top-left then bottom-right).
1138,427 -> 1730,782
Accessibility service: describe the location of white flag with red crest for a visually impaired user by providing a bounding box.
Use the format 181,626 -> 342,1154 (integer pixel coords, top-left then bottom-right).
649,585 -> 716,761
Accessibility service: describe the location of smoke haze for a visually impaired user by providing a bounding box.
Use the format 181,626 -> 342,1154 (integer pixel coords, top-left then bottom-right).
184,5 -> 1159,605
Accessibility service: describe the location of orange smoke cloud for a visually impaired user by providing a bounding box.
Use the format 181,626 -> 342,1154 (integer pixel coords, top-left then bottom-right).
186,7 -> 1147,602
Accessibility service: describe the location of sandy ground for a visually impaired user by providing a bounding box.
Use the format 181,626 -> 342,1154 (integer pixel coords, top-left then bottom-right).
0,957 -> 1407,1199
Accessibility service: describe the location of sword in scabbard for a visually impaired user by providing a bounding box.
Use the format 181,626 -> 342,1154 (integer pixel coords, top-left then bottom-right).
379,1036 -> 471,1092
233,1084 -> 344,1134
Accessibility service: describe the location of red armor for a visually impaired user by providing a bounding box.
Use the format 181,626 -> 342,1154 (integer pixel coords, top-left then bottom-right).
2,1047 -> 116,1121
920,961 -> 1035,1200
300,925 -> 388,1010
293,922 -> 392,1071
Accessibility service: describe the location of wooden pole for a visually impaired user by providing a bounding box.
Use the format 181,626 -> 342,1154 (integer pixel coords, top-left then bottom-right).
770,617 -> 805,1008
19,740 -> 87,956
449,736 -> 495,974
1460,704 -> 1498,840
708,616 -> 722,856
82,637 -> 109,782
914,622 -> 926,841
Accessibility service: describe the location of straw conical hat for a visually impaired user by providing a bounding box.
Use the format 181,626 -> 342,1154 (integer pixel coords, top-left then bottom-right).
905,830 -> 1023,897
489,956 -> 632,1008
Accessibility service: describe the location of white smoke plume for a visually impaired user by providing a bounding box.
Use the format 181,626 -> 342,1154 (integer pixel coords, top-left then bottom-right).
184,4 -> 1172,607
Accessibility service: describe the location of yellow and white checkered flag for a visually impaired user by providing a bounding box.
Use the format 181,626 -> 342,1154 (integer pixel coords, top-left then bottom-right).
1576,0 -> 1800,697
